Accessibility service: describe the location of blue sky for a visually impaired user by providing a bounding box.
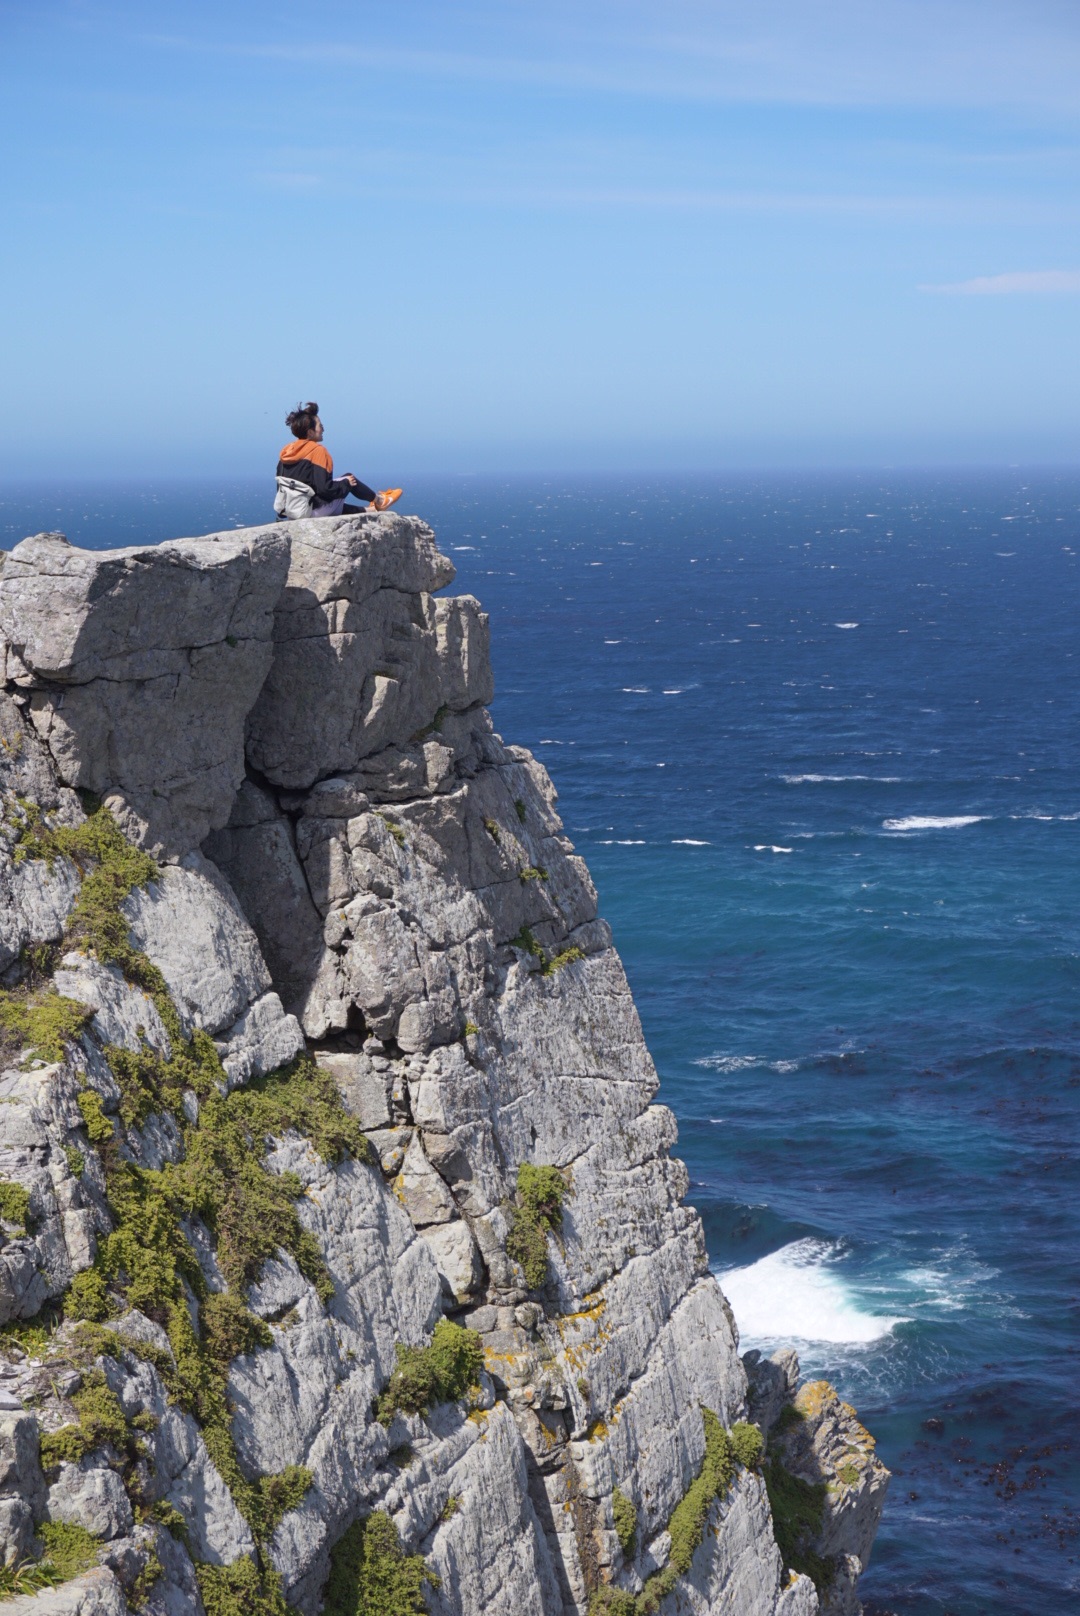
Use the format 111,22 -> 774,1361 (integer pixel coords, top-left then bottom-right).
2,0 -> 1078,474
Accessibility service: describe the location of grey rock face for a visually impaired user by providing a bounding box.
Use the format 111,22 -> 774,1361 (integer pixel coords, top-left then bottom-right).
47,1458 -> 134,1539
0,528 -> 290,857
765,1374 -> 890,1616
244,512 -> 492,790
0,515 -> 885,1616
0,1569 -> 129,1616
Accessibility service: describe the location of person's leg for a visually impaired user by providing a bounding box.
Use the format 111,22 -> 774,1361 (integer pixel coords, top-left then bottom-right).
310,495 -> 346,517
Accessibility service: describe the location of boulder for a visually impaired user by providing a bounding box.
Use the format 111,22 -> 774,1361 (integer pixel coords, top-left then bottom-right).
0,528 -> 290,858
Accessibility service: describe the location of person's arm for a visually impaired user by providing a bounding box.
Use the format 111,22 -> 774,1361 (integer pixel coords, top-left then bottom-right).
296,458 -> 353,504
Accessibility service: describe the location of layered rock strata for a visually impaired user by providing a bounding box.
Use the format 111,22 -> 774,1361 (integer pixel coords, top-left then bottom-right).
0,514 -> 887,1615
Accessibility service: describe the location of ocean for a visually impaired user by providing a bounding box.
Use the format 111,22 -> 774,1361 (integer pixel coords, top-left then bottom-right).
3,471 -> 1078,1615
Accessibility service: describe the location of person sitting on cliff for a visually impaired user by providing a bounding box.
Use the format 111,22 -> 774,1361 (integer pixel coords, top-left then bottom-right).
274,402 -> 402,521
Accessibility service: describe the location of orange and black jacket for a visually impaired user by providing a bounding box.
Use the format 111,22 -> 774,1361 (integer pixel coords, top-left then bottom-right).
276,440 -> 352,505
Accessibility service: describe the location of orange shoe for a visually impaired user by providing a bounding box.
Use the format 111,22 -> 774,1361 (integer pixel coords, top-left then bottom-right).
372,488 -> 403,512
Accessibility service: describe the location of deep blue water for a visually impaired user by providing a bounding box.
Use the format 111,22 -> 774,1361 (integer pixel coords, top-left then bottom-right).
3,473 -> 1079,1616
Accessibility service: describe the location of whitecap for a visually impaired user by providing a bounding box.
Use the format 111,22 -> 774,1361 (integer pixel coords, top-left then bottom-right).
718,1239 -> 906,1346
753,844 -> 793,853
781,774 -> 902,784
694,1054 -> 800,1075
882,815 -> 987,832
615,839 -> 646,845
452,545 -> 476,551
672,838 -> 711,846
694,1054 -> 762,1073
622,687 -> 651,694
834,622 -> 860,629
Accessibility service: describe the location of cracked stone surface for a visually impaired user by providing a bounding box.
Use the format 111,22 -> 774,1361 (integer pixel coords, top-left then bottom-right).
0,515 -> 886,1615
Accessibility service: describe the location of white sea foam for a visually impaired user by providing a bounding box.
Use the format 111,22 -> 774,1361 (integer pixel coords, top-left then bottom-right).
622,686 -> 650,694
718,1239 -> 906,1346
672,838 -> 711,845
782,774 -> 903,784
693,1054 -> 799,1074
753,844 -> 793,853
834,622 -> 860,629
882,815 -> 987,832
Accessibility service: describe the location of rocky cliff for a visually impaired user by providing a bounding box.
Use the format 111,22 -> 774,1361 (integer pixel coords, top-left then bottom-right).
0,515 -> 887,1616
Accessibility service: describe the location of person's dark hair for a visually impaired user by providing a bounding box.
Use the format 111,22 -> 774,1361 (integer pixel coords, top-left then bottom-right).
286,401 -> 320,439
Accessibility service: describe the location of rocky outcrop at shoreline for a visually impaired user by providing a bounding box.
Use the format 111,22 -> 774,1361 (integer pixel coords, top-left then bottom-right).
0,514 -> 887,1615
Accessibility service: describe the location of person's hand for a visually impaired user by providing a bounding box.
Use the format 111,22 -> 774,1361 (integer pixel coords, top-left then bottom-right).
345,474 -> 358,487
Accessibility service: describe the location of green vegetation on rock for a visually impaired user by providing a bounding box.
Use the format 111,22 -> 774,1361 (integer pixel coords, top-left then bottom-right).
509,927 -> 585,978
731,1419 -> 764,1471
0,1181 -> 32,1231
0,1556 -> 63,1599
0,991 -> 92,1064
38,1368 -> 127,1467
10,803 -> 354,1566
36,1522 -> 100,1581
590,1409 -> 762,1616
763,1452 -> 834,1595
612,1487 -> 637,1557
0,1522 -> 100,1602
194,1557 -> 290,1616
506,1162 -> 566,1289
323,1510 -> 439,1616
376,1318 -> 483,1425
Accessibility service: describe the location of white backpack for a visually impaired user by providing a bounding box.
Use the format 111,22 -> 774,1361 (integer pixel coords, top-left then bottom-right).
274,476 -> 315,521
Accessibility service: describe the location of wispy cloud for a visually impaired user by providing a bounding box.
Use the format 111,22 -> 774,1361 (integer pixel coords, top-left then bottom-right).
920,270 -> 1080,294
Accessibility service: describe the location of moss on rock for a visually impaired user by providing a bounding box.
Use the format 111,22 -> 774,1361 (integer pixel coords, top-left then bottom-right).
376,1318 -> 483,1425
323,1510 -> 439,1616
506,1162 -> 567,1289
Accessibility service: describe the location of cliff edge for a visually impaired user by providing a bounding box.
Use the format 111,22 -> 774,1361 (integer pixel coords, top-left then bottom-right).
0,515 -> 887,1615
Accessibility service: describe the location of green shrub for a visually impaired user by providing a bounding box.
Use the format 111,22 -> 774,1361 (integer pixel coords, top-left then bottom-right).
376,1319 -> 483,1424
323,1511 -> 439,1616
544,945 -> 585,975
130,1549 -> 164,1610
588,1591 -> 638,1616
38,1369 -> 128,1467
194,1557 -> 289,1616
514,798 -> 527,824
201,1293 -> 272,1367
612,1486 -> 637,1557
65,1268 -> 111,1323
64,1146 -> 85,1178
0,1181 -> 32,1230
592,1407 -> 741,1616
76,1089 -> 114,1145
506,1163 -> 566,1289
519,866 -> 547,883
665,1408 -> 733,1576
0,991 -> 92,1063
36,1521 -> 100,1580
731,1420 -> 764,1471
253,1466 -> 313,1538
509,927 -> 584,978
150,1500 -> 189,1541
